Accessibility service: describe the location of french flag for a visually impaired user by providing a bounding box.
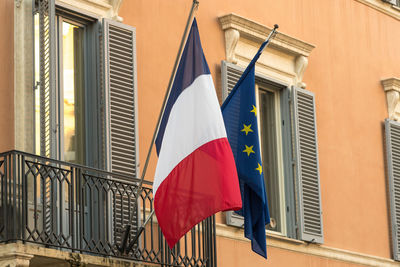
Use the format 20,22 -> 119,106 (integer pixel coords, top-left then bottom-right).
154,18 -> 242,248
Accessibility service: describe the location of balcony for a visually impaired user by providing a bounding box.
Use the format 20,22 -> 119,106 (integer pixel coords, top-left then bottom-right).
0,150 -> 216,267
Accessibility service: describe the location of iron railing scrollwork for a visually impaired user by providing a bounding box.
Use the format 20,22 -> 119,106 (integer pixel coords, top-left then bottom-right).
0,150 -> 216,267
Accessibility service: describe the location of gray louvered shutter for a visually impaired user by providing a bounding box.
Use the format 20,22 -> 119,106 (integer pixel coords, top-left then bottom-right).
292,86 -> 323,243
104,19 -> 139,177
103,19 -> 139,247
36,0 -> 57,238
37,0 -> 56,158
221,61 -> 245,227
385,119 -> 400,261
221,60 -> 243,101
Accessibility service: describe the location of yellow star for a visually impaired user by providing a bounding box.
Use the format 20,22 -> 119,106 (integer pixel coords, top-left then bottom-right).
250,105 -> 257,116
255,163 -> 263,175
241,124 -> 253,136
243,145 -> 255,156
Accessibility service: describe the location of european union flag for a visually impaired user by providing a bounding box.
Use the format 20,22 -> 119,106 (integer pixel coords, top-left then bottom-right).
221,44 -> 272,258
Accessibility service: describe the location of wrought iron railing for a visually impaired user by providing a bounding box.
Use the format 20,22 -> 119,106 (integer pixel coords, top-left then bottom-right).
0,150 -> 216,267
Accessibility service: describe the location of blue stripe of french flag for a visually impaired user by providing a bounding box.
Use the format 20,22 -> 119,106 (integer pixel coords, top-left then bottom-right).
154,18 -> 242,248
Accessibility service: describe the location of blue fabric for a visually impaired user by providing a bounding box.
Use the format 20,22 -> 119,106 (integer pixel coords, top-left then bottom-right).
155,18 -> 210,155
221,63 -> 270,258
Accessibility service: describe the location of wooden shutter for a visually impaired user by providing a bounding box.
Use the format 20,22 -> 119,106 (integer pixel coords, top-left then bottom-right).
104,19 -> 139,177
221,61 -> 245,227
37,0 -> 56,158
103,19 -> 139,247
292,86 -> 323,243
385,119 -> 400,260
36,0 -> 57,239
221,60 -> 243,101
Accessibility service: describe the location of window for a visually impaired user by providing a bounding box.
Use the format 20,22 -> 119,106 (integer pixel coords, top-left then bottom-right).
223,61 -> 323,243
33,0 -> 138,174
34,4 -> 101,167
33,0 -> 139,247
34,14 -> 88,165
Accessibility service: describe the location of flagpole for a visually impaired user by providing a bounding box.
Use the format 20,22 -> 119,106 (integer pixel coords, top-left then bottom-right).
118,0 -> 200,254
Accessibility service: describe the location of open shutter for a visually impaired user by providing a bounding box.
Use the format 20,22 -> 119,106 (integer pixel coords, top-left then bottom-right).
292,87 -> 323,243
36,0 -> 57,239
104,19 -> 139,177
221,60 -> 243,101
221,61 -> 245,227
385,119 -> 400,260
37,0 -> 56,158
103,19 -> 140,248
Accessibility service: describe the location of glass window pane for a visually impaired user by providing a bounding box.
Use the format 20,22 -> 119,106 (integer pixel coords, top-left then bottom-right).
259,89 -> 282,233
62,22 -> 85,164
34,14 -> 40,155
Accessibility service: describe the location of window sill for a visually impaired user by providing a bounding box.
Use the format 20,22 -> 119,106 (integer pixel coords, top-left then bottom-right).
266,230 -> 305,245
216,223 -> 398,266
217,223 -> 304,245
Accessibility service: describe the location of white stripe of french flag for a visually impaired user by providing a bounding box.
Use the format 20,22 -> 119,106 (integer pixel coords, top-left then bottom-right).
154,18 -> 242,248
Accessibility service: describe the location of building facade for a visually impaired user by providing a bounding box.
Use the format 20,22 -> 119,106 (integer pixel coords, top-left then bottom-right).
0,0 -> 400,266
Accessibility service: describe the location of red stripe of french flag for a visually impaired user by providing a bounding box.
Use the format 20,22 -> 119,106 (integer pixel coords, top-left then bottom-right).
153,19 -> 242,248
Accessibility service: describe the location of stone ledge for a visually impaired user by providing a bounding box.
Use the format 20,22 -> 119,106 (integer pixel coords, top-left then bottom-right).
0,242 -> 145,267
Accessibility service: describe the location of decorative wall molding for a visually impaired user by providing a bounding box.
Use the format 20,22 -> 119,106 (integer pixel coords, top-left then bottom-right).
355,0 -> 400,21
224,29 -> 240,64
382,78 -> 400,121
14,0 -> 34,153
295,56 -> 308,89
216,223 -> 399,266
0,252 -> 33,267
218,13 -> 315,88
15,0 -> 22,8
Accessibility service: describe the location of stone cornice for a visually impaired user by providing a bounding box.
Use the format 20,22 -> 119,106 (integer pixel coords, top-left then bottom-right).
218,13 -> 315,58
355,0 -> 400,21
382,78 -> 400,92
218,13 -> 314,88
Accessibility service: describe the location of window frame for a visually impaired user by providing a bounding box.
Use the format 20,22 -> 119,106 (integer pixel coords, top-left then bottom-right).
34,4 -> 104,168
223,61 -> 297,238
256,83 -> 287,236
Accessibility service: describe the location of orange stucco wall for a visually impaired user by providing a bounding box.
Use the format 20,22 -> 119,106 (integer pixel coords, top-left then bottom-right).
119,0 -> 400,265
0,0 -> 14,151
217,237 -> 367,267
